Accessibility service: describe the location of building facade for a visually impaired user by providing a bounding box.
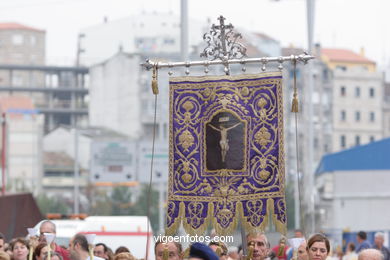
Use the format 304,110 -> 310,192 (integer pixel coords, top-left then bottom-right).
321,48 -> 383,151
0,96 -> 44,194
315,138 -> 390,232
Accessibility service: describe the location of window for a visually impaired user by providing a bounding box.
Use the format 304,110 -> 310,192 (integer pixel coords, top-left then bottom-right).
163,38 -> 175,45
369,88 -> 375,98
340,86 -> 346,97
370,136 -> 375,142
337,66 -> 347,71
340,135 -> 346,148
12,34 -> 23,45
30,35 -> 36,45
12,75 -> 23,86
340,110 -> 346,121
355,111 -> 361,122
355,135 -> 360,146
370,112 -> 375,122
355,87 -> 360,97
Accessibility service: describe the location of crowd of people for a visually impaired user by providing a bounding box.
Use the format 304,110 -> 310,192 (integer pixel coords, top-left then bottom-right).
0,221 -> 388,260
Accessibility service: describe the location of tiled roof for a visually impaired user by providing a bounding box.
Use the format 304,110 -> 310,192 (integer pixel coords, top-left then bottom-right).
321,48 -> 375,64
43,151 -> 74,168
315,137 -> 390,175
0,95 -> 35,111
0,22 -> 45,32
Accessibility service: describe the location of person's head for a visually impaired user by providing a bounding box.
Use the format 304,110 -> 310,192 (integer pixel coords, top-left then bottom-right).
346,242 -> 355,253
189,243 -> 219,260
297,240 -> 308,260
43,252 -> 63,260
115,247 -> 130,255
10,238 -> 29,260
39,221 -> 56,243
306,233 -> 330,260
0,232 -> 5,252
34,243 -> 48,260
374,232 -> 385,248
113,253 -> 136,260
294,230 -> 304,238
94,243 -> 109,260
227,247 -> 239,260
208,242 -> 227,260
69,234 -> 89,260
154,241 -> 182,260
357,231 -> 367,243
246,232 -> 269,260
358,249 -> 384,260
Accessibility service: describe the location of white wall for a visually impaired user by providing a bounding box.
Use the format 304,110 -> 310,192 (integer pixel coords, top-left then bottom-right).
89,53 -> 142,138
43,127 -> 91,170
332,67 -> 383,151
79,12 -> 205,65
318,170 -> 390,231
7,114 -> 44,193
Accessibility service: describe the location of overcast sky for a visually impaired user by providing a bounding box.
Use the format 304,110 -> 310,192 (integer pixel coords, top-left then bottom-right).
0,0 -> 389,69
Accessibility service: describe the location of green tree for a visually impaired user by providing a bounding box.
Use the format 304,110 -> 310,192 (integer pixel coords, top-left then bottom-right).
36,193 -> 69,215
111,186 -> 133,215
129,184 -> 159,232
285,179 -> 296,230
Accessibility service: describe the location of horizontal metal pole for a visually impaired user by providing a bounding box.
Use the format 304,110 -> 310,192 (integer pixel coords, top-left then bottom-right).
141,53 -> 315,70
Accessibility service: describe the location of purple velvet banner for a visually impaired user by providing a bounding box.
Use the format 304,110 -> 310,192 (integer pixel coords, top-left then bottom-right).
167,72 -> 287,235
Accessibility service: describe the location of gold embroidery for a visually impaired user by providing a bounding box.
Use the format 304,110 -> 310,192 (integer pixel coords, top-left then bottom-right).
168,72 -> 286,236
178,130 -> 194,152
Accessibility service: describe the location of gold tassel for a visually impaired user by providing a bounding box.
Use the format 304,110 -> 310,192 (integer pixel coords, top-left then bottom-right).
291,92 -> 298,113
291,59 -> 299,113
152,64 -> 159,95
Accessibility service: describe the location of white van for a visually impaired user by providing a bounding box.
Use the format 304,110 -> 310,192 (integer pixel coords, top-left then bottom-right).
35,216 -> 155,260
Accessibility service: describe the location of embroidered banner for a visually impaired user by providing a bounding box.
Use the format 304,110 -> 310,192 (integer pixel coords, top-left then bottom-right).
167,72 -> 286,235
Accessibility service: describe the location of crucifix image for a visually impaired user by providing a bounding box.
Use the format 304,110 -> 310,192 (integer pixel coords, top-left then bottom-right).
208,122 -> 241,163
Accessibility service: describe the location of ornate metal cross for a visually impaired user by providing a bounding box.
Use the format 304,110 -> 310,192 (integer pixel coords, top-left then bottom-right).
200,15 -> 247,61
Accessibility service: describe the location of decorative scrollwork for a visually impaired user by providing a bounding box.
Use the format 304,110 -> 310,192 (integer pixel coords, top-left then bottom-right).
200,16 -> 247,61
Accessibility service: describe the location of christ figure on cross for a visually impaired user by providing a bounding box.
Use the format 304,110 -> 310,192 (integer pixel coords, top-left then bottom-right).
208,122 -> 241,162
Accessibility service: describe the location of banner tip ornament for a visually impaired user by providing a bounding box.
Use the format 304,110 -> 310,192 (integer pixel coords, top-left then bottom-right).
86,234 -> 96,260
28,228 -> 39,260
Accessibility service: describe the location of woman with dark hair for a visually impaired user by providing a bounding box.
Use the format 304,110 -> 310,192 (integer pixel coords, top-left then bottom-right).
33,243 -> 48,260
306,234 -> 330,260
10,238 -> 29,260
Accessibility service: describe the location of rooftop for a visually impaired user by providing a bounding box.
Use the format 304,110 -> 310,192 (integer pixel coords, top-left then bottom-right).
321,48 -> 375,64
0,22 -> 45,32
315,137 -> 390,175
43,151 -> 74,168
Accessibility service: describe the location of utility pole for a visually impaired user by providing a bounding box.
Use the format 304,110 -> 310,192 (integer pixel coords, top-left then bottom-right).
76,33 -> 85,67
1,112 -> 6,196
306,0 -> 316,234
73,128 -> 80,214
180,0 -> 189,61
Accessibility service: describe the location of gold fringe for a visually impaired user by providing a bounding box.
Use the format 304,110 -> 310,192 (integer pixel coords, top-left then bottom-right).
165,201 -> 185,236
182,202 -> 212,236
272,198 -> 287,235
212,202 -> 239,236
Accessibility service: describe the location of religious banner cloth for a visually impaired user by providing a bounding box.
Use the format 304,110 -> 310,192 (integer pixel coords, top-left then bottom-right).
167,72 -> 287,235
